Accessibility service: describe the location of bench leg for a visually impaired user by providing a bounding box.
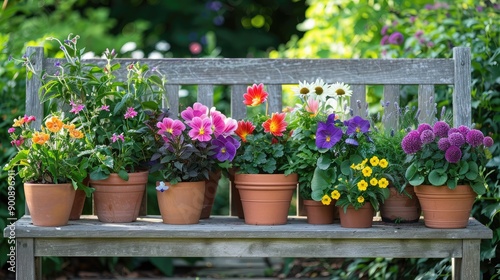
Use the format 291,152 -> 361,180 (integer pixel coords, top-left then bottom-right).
452,239 -> 481,280
16,238 -> 41,280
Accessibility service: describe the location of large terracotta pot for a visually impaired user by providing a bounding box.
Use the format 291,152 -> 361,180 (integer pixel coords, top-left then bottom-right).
380,185 -> 421,223
303,199 -> 337,224
24,183 -> 76,227
156,181 -> 205,224
69,177 -> 91,220
414,184 -> 476,229
90,171 -> 148,223
338,202 -> 374,228
200,170 -> 221,219
235,173 -> 298,225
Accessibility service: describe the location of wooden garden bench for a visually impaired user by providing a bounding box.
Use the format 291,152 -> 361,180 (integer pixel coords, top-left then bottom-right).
5,46 -> 493,279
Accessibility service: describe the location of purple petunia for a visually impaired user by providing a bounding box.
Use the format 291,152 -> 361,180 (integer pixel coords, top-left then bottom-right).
445,146 -> 462,163
448,132 -> 465,147
433,121 -> 450,138
212,135 -> 240,161
437,138 -> 451,151
466,129 -> 484,147
420,129 -> 435,144
315,121 -> 343,149
483,136 -> 494,148
401,130 -> 422,154
417,123 -> 433,134
344,116 -> 370,135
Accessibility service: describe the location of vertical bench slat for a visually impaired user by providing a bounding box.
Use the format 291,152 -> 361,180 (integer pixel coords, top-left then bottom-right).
417,85 -> 436,124
230,85 -> 247,120
350,85 -> 367,118
197,85 -> 214,108
453,47 -> 472,127
267,84 -> 283,114
165,84 -> 180,118
382,85 -> 400,131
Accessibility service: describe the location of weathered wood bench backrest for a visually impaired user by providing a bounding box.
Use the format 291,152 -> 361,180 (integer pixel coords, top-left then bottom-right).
25,46 -> 471,215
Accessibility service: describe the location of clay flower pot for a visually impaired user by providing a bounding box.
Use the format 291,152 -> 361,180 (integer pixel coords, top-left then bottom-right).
156,181 -> 205,224
303,199 -> 337,224
235,173 -> 297,225
338,202 -> 374,228
24,183 -> 76,227
200,170 -> 221,219
380,185 -> 421,223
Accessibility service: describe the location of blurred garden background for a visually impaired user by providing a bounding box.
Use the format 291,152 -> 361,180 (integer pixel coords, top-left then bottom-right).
0,0 -> 499,278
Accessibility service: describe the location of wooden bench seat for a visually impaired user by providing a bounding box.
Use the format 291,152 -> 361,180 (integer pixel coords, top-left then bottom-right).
4,46 -> 494,279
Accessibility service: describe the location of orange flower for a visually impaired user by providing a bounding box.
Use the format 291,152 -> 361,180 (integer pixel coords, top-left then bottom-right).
69,129 -> 84,139
262,112 -> 287,136
235,120 -> 255,142
63,123 -> 76,131
45,116 -> 63,133
32,131 -> 50,145
243,83 -> 268,107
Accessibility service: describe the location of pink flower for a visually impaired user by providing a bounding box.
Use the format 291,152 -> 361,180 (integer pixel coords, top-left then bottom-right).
124,107 -> 138,119
11,137 -> 24,147
111,133 -> 125,143
100,105 -> 110,111
157,118 -> 185,136
181,102 -> 208,123
222,118 -> 238,137
483,136 -> 494,148
188,117 -> 212,142
69,100 -> 85,114
305,97 -> 319,116
210,110 -> 226,137
8,127 -> 15,134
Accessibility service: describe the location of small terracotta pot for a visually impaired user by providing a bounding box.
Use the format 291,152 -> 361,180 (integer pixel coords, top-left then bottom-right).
235,173 -> 298,225
303,199 -> 336,224
90,171 -> 148,223
24,183 -> 76,227
338,202 -> 374,228
414,184 -> 476,228
200,170 -> 221,219
228,168 -> 244,219
157,181 -> 205,224
380,185 -> 421,223
69,189 -> 87,220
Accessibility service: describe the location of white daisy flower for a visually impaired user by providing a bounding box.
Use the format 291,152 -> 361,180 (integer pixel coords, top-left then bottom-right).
309,79 -> 334,101
292,80 -> 314,98
330,82 -> 353,97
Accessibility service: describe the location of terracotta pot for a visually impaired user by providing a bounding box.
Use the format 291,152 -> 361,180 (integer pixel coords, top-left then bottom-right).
69,189 -> 87,220
235,173 -> 298,225
380,185 -> 421,223
414,184 -> 476,229
24,183 -> 76,227
303,199 -> 336,224
338,202 -> 374,228
200,170 -> 222,219
156,181 -> 205,224
90,171 -> 148,223
228,168 -> 244,219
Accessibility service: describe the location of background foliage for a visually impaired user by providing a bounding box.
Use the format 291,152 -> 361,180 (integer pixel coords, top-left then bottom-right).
1,0 -> 499,278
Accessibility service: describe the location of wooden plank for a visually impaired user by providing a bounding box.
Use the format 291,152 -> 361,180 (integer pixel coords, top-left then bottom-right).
44,58 -> 456,85
35,238 -> 462,259
350,84 -> 366,118
266,84 -> 283,114
453,47 -> 472,127
165,84 -> 180,118
10,216 -> 493,240
382,85 -> 400,130
16,238 -> 38,280
417,85 -> 435,124
456,239 -> 481,280
197,84 -> 214,108
230,85 -> 247,120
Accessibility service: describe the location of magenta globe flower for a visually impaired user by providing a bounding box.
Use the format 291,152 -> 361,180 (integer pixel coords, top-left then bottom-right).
483,136 -> 494,148
466,129 -> 484,147
417,123 -> 432,134
420,129 -> 435,144
437,137 -> 451,151
433,121 -> 450,138
448,132 -> 465,147
401,130 -> 422,154
457,125 -> 470,138
445,146 -> 462,163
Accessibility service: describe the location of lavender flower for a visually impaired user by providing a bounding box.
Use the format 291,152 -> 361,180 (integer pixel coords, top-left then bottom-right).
466,129 -> 484,147
433,121 -> 450,138
483,136 -> 494,148
401,130 -> 422,154
448,132 -> 465,147
420,130 -> 435,144
437,137 -> 451,151
445,146 -> 462,163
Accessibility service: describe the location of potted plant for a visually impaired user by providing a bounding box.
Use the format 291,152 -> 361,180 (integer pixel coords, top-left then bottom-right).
401,120 -> 494,228
286,80 -> 353,224
4,113 -> 88,226
232,83 -> 298,225
149,102 -> 240,224
38,34 -> 166,222
310,112 -> 390,228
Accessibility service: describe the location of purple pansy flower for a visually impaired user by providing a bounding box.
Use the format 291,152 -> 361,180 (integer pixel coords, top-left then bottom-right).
401,130 -> 422,154
445,146 -> 462,163
315,121 -> 343,149
344,116 -> 370,135
466,129 -> 484,147
212,135 -> 240,161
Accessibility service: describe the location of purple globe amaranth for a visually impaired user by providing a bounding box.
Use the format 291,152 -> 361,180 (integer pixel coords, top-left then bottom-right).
433,121 -> 450,138
448,132 -> 466,147
401,130 -> 422,154
445,145 -> 462,163
437,137 -> 451,151
457,125 -> 470,138
417,123 -> 433,134
420,129 -> 435,144
466,129 -> 484,147
483,136 -> 494,148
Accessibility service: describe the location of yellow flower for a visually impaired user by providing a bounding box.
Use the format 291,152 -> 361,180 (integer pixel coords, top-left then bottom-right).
379,159 -> 388,168
331,190 -> 341,200
378,178 -> 389,189
63,123 -> 76,131
357,180 -> 368,191
321,194 -> 332,205
355,164 -> 363,170
370,156 -> 379,166
13,117 -> 25,127
69,129 -> 84,139
362,166 -> 372,177
33,131 -> 50,145
350,163 -> 356,169
362,158 -> 368,166
357,196 -> 365,203
45,116 -> 63,133
370,178 -> 378,186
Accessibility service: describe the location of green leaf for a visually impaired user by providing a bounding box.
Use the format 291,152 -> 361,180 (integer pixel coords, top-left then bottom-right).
408,174 -> 425,186
316,155 -> 331,170
405,162 -> 418,181
428,169 -> 448,186
466,162 -> 479,180
118,170 -> 129,181
471,181 -> 485,196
